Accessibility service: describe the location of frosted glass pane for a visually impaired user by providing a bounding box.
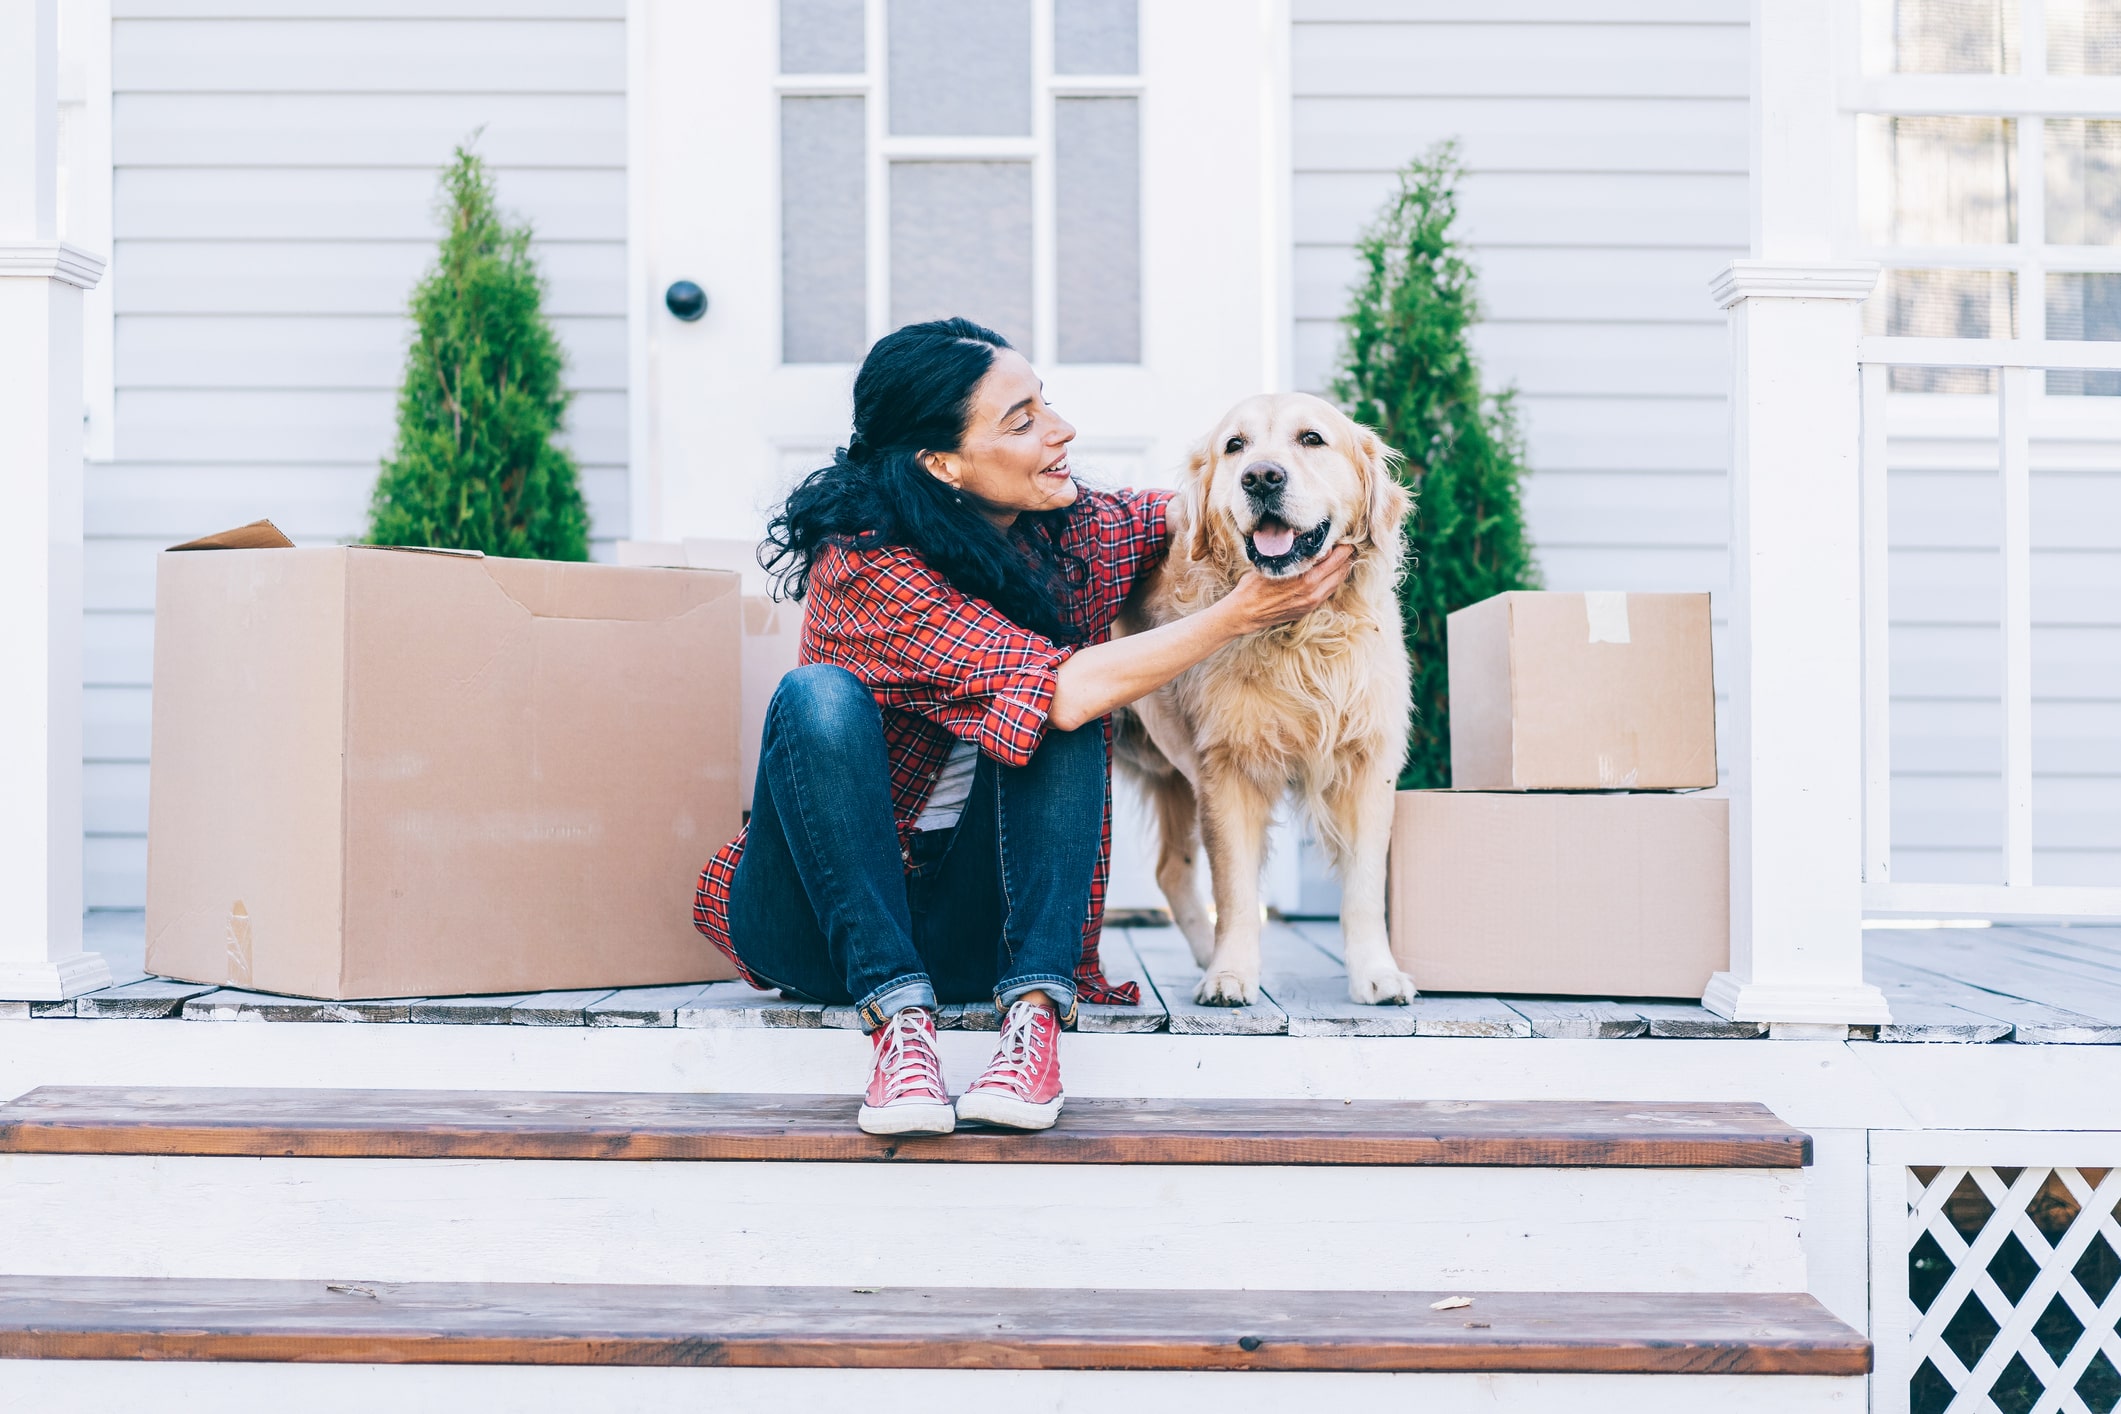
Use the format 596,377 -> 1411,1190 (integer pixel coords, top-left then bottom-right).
890,161 -> 1032,349
1864,268 -> 2015,392
2047,120 -> 2121,243
1055,97 -> 1140,364
782,96 -> 868,364
889,0 -> 1030,135
1055,0 -> 1137,74
780,0 -> 866,73
2049,0 -> 2121,73
2047,274 -> 2121,393
1856,115 -> 2017,245
1860,0 -> 2020,73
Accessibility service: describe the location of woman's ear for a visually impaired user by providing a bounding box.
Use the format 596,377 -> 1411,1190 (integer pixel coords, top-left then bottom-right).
1182,438 -> 1217,563
919,448 -> 960,489
1351,426 -> 1410,546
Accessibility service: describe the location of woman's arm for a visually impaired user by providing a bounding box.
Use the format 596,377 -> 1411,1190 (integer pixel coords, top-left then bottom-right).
1046,545 -> 1355,732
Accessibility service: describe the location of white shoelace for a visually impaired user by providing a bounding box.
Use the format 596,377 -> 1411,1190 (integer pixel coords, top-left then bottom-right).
876,1009 -> 945,1103
977,1001 -> 1048,1096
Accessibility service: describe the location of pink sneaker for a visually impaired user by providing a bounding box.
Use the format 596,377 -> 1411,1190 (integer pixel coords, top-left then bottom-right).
858,1008 -> 955,1136
955,999 -> 1064,1130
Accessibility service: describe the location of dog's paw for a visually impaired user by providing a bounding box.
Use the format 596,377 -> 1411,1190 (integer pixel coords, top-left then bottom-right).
1347,967 -> 1418,1006
1195,969 -> 1260,1007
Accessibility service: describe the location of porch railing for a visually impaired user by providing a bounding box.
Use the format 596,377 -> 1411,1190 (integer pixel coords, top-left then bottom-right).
1858,337 -> 2121,922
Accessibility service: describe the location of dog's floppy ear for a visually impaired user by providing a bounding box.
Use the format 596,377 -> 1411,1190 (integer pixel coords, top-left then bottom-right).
1349,424 -> 1411,547
1182,436 -> 1218,564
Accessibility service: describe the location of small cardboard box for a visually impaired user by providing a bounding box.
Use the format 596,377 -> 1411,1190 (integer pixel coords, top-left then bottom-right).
618,538 -> 803,809
1448,590 -> 1717,790
1387,790 -> 1729,998
146,523 -> 743,999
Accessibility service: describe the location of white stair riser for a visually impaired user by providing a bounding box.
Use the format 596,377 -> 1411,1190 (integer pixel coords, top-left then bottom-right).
0,1155 -> 1805,1291
0,1361 -> 1868,1412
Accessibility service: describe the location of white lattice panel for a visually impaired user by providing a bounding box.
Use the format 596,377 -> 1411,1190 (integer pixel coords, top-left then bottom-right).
1889,1164 -> 2121,1414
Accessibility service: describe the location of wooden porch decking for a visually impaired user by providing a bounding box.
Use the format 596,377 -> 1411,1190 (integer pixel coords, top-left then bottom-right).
8,919 -> 2120,1045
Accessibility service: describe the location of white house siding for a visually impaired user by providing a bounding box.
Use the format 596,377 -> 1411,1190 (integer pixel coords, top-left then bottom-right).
1290,0 -> 2121,893
86,0 -> 629,908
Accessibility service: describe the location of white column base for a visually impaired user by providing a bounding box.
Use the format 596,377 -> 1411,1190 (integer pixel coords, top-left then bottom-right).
0,948 -> 112,1001
1701,971 -> 1892,1027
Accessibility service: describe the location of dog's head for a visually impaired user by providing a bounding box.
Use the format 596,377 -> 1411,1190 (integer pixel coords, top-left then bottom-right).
1182,393 -> 1408,578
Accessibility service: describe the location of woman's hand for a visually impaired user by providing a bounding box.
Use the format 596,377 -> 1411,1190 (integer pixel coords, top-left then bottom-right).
1046,543 -> 1358,731
1219,544 -> 1356,633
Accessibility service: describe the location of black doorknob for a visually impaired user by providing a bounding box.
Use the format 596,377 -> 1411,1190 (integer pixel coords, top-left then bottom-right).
665,280 -> 708,321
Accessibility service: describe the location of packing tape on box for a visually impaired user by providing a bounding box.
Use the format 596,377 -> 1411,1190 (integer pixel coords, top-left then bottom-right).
1584,590 -> 1631,644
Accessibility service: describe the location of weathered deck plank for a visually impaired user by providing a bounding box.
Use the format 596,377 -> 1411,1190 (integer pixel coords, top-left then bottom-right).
508,989 -> 617,1026
1127,926 -> 1289,1036
179,991 -> 420,1023
1505,1000 -> 1651,1040
1870,930 -> 2121,1031
408,995 -> 534,1025
73,979 -> 221,1021
0,1275 -> 1870,1374
0,1087 -> 1813,1166
676,982 -> 826,1030
1077,929 -> 1168,1034
1632,1003 -> 1768,1041
584,984 -> 725,1028
1866,945 -> 2115,1044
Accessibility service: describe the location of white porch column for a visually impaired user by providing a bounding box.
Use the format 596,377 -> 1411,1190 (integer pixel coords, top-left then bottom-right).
1701,0 -> 1891,1028
0,0 -> 111,999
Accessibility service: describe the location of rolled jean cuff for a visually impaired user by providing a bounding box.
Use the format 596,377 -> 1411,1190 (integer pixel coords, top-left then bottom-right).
858,974 -> 937,1032
996,974 -> 1077,1025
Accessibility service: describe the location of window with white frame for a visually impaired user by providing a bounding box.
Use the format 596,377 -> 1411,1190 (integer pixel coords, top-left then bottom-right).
1855,0 -> 2121,394
775,0 -> 1143,367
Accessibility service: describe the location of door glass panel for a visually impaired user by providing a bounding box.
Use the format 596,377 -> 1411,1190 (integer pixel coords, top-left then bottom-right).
1858,115 -> 2018,245
888,0 -> 1031,135
2049,0 -> 2121,73
780,0 -> 865,73
2047,119 -> 2121,243
1056,97 -> 1140,363
2047,274 -> 2121,392
1864,268 -> 2016,391
782,96 -> 868,363
1863,0 -> 2021,73
890,160 -> 1033,347
1055,0 -> 1138,74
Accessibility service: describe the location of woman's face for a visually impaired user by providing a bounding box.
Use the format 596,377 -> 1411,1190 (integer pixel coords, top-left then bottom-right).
920,349 -> 1077,526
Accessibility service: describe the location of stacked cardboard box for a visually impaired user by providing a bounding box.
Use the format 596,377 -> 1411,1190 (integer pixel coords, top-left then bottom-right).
145,522 -> 744,999
1387,591 -> 1728,999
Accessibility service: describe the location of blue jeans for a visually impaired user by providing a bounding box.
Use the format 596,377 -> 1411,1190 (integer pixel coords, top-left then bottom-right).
727,665 -> 1104,1030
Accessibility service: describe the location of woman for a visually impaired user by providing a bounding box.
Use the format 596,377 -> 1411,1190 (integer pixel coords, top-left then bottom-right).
693,318 -> 1351,1137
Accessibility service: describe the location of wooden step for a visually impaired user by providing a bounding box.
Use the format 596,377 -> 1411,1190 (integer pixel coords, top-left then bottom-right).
0,1087 -> 1811,1167
0,1276 -> 1869,1374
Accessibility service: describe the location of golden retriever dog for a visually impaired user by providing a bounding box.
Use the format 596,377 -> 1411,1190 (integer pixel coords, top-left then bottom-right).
1115,392 -> 1416,1005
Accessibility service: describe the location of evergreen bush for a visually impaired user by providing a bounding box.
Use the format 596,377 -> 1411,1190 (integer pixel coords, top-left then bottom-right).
367,145 -> 590,560
1331,141 -> 1541,789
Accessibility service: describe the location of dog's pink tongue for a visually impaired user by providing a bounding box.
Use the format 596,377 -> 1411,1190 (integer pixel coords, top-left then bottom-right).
1252,524 -> 1297,557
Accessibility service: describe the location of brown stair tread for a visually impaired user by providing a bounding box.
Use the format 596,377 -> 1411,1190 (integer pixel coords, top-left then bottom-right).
0,1276 -> 1871,1374
0,1087 -> 1811,1166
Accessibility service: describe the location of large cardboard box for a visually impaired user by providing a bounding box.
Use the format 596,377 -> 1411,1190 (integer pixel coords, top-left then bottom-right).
146,526 -> 743,999
1387,790 -> 1729,998
617,538 -> 803,809
1448,590 -> 1717,790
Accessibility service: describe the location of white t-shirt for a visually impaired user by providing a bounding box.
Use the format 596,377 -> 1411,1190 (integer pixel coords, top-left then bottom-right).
914,737 -> 979,832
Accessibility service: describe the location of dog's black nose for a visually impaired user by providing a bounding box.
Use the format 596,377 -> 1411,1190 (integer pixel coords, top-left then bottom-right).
1240,461 -> 1286,496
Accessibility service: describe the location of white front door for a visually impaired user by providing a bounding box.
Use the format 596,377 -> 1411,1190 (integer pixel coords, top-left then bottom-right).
629,0 -> 1286,544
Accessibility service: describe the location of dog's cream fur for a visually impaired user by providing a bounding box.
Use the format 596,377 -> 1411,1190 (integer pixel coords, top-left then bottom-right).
1115,392 -> 1417,1006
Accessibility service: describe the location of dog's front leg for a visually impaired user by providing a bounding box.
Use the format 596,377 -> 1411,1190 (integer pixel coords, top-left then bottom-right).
1193,757 -> 1273,1005
1326,762 -> 1417,1005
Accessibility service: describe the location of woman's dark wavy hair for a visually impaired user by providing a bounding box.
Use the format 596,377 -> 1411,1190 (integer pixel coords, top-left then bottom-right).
761,317 -> 1087,643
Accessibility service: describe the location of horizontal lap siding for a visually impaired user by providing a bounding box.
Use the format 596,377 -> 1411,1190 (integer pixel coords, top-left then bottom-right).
1289,1 -> 1745,793
93,0 -> 629,907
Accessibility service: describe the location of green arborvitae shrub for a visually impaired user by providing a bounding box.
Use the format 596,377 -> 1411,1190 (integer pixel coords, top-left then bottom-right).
367,145 -> 590,560
1331,141 -> 1541,790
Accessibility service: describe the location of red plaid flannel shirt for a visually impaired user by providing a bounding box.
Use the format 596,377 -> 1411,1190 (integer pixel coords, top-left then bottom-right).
694,486 -> 1173,1006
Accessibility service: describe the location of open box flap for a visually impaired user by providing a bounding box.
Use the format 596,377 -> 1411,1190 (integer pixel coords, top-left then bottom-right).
167,520 -> 296,552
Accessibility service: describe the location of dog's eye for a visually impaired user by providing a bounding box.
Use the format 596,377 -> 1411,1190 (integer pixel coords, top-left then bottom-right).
1223,436 -> 1245,456
1298,430 -> 1326,447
